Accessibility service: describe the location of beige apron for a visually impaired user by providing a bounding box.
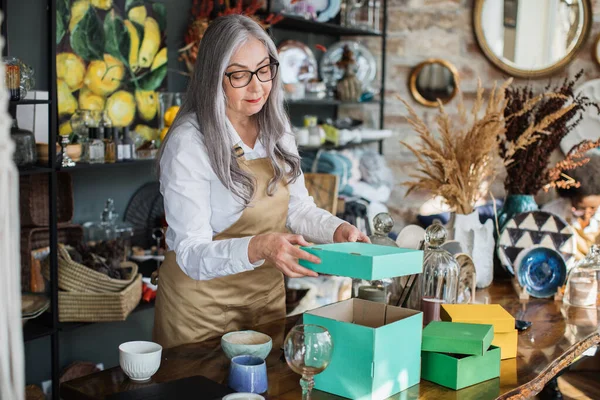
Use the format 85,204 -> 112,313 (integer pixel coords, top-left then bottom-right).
153,155 -> 288,349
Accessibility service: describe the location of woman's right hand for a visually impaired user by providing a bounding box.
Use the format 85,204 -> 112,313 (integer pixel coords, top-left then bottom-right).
248,233 -> 321,278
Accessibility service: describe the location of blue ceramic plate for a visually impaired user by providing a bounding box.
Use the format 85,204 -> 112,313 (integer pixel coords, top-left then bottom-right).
516,246 -> 567,298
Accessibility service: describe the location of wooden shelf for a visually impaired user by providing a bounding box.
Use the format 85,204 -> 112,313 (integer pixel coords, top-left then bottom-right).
272,15 -> 383,36
23,319 -> 56,342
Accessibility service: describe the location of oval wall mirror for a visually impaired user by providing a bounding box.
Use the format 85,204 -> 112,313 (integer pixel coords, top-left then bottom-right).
409,59 -> 459,107
473,0 -> 592,79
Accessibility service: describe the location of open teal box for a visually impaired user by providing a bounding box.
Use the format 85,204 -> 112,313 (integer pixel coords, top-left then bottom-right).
301,243 -> 424,400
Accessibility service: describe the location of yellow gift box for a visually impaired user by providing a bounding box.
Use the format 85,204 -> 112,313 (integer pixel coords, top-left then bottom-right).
441,304 -> 517,359
492,330 -> 518,359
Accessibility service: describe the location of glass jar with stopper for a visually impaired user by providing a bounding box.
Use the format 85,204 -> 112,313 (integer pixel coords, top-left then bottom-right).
350,213 -> 396,304
420,223 -> 459,325
83,198 -> 134,261
563,245 -> 600,308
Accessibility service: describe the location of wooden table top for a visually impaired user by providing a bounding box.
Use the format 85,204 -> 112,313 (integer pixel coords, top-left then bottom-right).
61,280 -> 600,400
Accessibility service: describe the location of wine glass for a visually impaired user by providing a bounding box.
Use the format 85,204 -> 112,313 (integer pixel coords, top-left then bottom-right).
283,324 -> 333,399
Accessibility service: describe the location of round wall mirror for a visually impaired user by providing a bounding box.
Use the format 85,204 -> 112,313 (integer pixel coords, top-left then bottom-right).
473,0 -> 592,79
409,59 -> 459,107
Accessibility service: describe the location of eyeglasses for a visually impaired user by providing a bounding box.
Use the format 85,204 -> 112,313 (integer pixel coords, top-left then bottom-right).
224,62 -> 279,88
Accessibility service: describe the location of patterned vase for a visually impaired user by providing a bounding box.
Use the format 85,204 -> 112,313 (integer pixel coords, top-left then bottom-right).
336,66 -> 362,102
498,194 -> 539,232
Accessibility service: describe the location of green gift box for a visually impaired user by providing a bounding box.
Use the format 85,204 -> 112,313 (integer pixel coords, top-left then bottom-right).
304,298 -> 422,400
421,345 -> 501,390
299,242 -> 423,280
422,321 -> 494,356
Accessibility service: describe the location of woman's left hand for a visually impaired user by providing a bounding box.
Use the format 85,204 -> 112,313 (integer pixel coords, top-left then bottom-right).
333,223 -> 371,243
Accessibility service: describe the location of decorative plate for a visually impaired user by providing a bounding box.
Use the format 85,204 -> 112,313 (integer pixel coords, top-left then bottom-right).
515,246 -> 567,298
497,211 -> 574,275
277,40 -> 318,84
560,79 -> 600,156
124,182 -> 164,249
22,293 -> 50,319
316,0 -> 342,22
320,41 -> 377,88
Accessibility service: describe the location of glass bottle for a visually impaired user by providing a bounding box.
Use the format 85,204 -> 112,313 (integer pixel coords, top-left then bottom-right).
304,116 -> 321,147
87,126 -> 105,164
70,109 -> 93,161
104,127 -> 117,163
420,223 -> 459,325
563,245 -> 600,308
118,127 -> 134,161
10,118 -> 37,167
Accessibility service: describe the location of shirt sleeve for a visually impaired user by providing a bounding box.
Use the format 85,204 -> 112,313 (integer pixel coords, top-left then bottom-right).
160,124 -> 263,280
281,133 -> 346,244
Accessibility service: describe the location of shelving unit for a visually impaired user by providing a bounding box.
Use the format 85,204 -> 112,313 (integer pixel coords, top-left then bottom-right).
4,1 -> 387,397
270,7 -> 388,155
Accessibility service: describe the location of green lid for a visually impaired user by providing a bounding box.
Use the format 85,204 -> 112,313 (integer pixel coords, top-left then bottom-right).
422,321 -> 494,356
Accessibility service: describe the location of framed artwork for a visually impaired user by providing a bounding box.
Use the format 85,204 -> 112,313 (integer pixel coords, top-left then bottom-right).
56,0 -> 167,131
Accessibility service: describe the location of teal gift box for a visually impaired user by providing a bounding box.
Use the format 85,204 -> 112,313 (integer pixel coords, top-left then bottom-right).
304,298 -> 423,400
300,243 -> 424,399
421,345 -> 501,390
299,243 -> 423,280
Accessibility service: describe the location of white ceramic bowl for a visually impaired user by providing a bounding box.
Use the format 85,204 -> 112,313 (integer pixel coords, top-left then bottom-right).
223,393 -> 265,400
221,330 -> 272,360
119,341 -> 162,382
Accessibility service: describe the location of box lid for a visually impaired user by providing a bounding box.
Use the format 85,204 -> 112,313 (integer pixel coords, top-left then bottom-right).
440,304 -> 515,333
422,321 -> 494,356
299,243 -> 423,280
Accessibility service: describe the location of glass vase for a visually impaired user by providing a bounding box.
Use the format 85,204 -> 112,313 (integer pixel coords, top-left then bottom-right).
498,194 -> 538,231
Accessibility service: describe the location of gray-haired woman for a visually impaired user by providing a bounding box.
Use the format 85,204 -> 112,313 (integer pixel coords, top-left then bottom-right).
153,14 -> 369,348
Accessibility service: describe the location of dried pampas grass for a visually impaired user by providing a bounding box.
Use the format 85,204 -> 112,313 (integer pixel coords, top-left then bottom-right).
399,78 -> 511,215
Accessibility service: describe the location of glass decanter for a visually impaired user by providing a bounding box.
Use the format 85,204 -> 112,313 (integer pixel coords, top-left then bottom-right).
83,198 -> 134,261
284,324 -> 333,400
563,245 -> 600,308
420,223 -> 459,325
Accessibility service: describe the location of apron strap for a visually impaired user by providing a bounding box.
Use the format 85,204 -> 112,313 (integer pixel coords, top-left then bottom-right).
233,143 -> 246,161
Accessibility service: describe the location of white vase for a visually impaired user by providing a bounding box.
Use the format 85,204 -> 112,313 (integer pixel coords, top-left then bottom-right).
447,210 -> 495,288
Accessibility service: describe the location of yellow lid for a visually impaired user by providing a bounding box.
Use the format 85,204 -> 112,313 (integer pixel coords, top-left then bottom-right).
440,304 -> 515,333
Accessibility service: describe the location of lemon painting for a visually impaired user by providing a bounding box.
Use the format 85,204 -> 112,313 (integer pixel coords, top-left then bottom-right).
56,0 -> 167,128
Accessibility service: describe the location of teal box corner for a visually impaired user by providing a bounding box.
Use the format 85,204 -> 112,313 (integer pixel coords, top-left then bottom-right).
422,321 -> 494,356
304,298 -> 423,400
299,243 -> 423,280
421,345 -> 501,390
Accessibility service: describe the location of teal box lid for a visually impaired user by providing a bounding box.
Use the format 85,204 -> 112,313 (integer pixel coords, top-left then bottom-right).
422,321 -> 494,356
299,243 -> 423,280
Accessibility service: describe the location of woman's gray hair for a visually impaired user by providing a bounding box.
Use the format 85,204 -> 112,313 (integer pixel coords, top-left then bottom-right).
157,14 -> 301,205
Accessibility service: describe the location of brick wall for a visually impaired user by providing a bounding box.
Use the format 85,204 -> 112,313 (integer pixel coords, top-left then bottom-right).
347,0 -> 600,226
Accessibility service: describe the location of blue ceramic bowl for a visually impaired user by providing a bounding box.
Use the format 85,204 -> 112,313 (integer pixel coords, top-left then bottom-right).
221,331 -> 272,360
229,355 -> 268,394
516,246 -> 567,298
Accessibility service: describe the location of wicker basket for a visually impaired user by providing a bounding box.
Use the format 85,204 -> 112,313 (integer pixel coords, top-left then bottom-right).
20,172 -> 74,226
20,224 -> 83,292
56,273 -> 142,322
41,244 -> 138,293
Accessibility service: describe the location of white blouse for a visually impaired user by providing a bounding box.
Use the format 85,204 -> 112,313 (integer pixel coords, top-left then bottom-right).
159,116 -> 345,280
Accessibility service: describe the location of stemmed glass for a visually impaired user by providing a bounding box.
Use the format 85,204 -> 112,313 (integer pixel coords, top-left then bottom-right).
283,324 -> 333,400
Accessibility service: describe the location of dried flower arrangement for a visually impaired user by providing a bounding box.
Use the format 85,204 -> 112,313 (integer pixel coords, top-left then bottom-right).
179,0 -> 282,73
399,79 -> 512,215
499,70 -> 600,195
